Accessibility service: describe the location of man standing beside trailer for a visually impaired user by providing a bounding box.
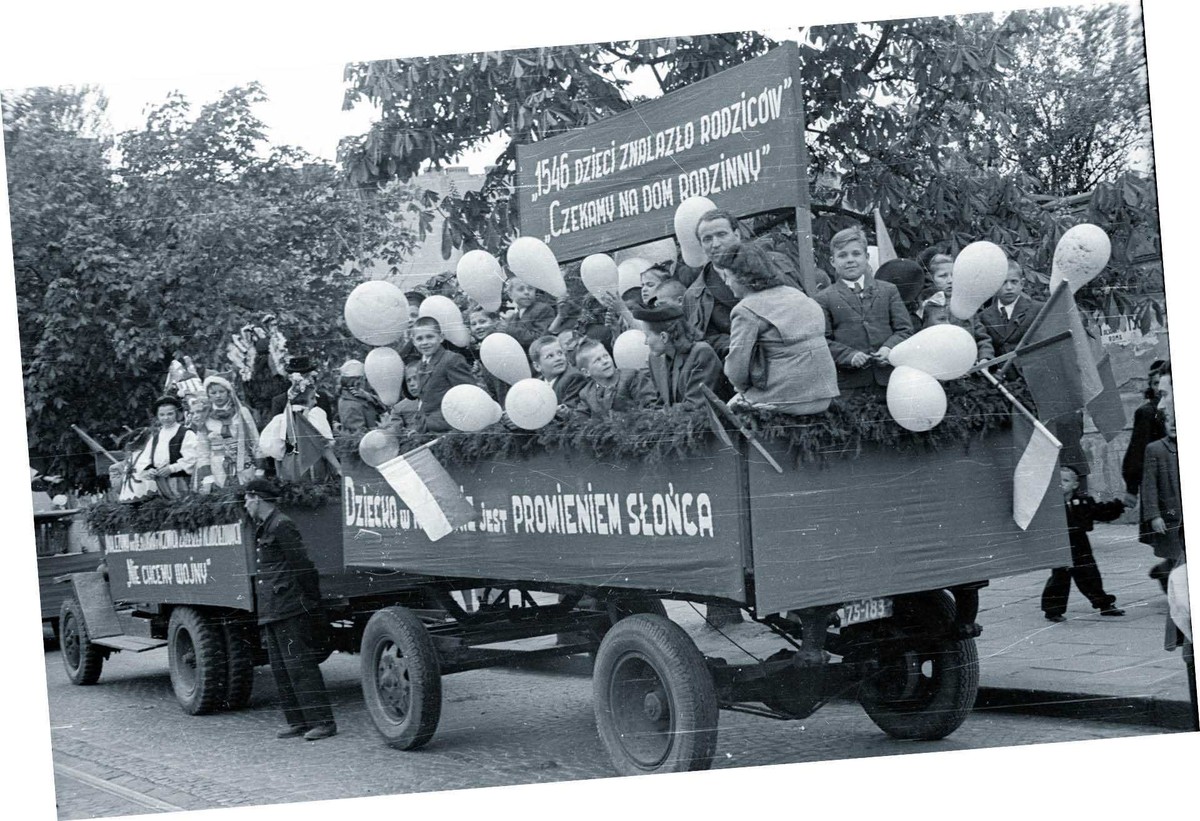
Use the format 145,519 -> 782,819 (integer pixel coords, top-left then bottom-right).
243,478 -> 338,741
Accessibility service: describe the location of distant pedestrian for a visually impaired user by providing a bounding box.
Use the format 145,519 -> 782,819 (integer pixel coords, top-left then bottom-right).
1141,391 -> 1184,589
243,479 -> 337,741
1042,466 -> 1127,622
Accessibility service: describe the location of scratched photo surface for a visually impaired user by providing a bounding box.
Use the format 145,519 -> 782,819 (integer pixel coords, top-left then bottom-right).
3,2 -> 1197,820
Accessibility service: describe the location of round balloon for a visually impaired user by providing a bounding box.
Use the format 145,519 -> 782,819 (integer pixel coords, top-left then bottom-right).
504,378 -> 558,430
479,332 -> 531,385
364,346 -> 406,406
1050,223 -> 1111,294
507,237 -> 566,298
617,258 -> 653,297
889,324 -> 978,381
418,295 -> 471,348
949,241 -> 1008,320
441,384 -> 503,432
613,329 -> 651,371
359,429 -> 401,467
886,366 -> 948,432
580,254 -> 620,300
344,280 -> 409,346
457,250 -> 506,312
674,196 -> 717,267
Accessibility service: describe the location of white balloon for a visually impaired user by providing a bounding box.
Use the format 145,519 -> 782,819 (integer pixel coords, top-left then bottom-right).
674,196 -> 717,267
617,258 -> 653,297
456,250 -> 506,312
613,329 -> 651,371
950,241 -> 1008,320
441,384 -> 503,432
1050,223 -> 1111,294
889,325 -> 978,381
418,295 -> 471,348
886,366 -> 948,432
359,429 -> 401,467
479,332 -> 532,385
504,378 -> 559,430
580,254 -> 620,300
344,280 -> 409,346
507,237 -> 566,298
364,346 -> 406,406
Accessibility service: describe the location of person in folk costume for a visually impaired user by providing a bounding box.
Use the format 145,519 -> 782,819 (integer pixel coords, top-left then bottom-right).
132,395 -> 198,498
202,374 -> 264,487
228,318 -> 290,425
185,393 -> 216,494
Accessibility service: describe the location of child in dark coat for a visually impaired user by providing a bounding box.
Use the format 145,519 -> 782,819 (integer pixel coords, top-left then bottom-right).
1042,465 -> 1127,621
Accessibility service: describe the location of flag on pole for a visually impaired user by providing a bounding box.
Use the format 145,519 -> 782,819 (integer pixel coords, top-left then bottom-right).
375,445 -> 478,541
1012,414 -> 1062,530
1087,353 -> 1127,442
278,405 -> 326,482
874,209 -> 897,265
1014,282 -> 1103,423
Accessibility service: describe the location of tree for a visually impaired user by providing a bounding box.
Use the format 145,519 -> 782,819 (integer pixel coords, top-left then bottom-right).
7,85 -> 425,485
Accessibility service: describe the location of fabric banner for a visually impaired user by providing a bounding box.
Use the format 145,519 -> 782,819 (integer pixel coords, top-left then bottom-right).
874,208 -> 897,265
374,446 -> 479,541
1087,353 -> 1128,442
1016,283 -> 1103,423
1012,414 -> 1063,530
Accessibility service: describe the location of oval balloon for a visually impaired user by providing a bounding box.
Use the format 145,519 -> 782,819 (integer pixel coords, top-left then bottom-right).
441,384 -> 503,432
949,241 -> 1009,320
456,250 -> 506,312
358,429 -> 401,467
674,196 -> 717,267
364,346 -> 406,406
613,329 -> 651,371
344,280 -> 409,346
504,378 -> 558,430
889,324 -> 978,381
617,258 -> 653,297
479,332 -> 531,385
886,366 -> 948,432
580,254 -> 620,300
1050,223 -> 1111,294
418,295 -> 471,348
507,237 -> 566,298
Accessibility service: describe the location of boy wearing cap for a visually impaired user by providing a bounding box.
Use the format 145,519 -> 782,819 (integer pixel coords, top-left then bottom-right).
243,479 -> 337,741
133,395 -> 199,498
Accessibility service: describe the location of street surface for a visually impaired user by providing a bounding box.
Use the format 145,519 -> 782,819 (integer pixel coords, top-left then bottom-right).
43,634 -> 1172,820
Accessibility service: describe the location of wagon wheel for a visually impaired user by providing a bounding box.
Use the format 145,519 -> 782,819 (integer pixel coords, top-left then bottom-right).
361,606 -> 442,750
60,597 -> 104,686
168,607 -> 227,715
857,591 -> 978,740
593,614 -> 719,776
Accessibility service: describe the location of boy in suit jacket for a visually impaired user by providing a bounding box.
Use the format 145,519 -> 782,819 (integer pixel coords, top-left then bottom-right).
502,278 -> 557,350
573,338 -> 660,417
408,317 -> 477,433
530,335 -> 588,414
815,226 -> 913,390
978,261 -> 1044,357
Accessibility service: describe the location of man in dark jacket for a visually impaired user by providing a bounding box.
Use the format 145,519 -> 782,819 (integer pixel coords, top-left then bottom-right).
243,479 -> 337,740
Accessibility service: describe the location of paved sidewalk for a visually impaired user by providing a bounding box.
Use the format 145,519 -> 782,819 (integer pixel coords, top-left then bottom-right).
669,523 -> 1196,729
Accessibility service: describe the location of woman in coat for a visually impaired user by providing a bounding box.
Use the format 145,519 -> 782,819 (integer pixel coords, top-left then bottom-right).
715,243 -> 838,416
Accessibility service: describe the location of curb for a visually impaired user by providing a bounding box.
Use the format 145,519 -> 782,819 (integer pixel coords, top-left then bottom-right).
974,686 -> 1198,731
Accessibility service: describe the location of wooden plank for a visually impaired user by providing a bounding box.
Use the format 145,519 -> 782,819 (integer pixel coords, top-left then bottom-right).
92,636 -> 168,652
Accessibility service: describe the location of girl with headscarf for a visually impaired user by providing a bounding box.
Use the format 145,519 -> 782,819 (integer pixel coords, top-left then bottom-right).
202,374 -> 263,487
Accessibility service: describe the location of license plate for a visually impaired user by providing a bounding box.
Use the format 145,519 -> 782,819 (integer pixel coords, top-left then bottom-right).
836,597 -> 893,627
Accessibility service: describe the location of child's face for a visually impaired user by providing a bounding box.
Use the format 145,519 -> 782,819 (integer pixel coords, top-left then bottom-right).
832,242 -> 869,281
930,264 -> 954,295
1059,467 -> 1079,495
622,289 -> 642,311
653,284 -> 684,308
534,341 -> 567,378
581,348 -> 616,381
407,301 -> 422,324
640,269 -> 665,305
405,364 -> 422,395
412,327 -> 443,358
510,281 -> 536,308
157,406 -> 180,427
470,312 -> 497,341
997,272 -> 1024,305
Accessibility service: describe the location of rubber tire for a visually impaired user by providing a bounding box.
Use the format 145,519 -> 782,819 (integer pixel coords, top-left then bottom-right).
221,618 -> 256,711
593,614 -> 719,776
167,607 -> 228,716
360,606 -> 442,750
60,598 -> 103,685
858,591 -> 979,740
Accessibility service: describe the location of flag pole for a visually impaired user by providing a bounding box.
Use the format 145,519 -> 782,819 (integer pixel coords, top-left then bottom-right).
997,280 -> 1070,379
963,330 -> 1072,376
979,369 -> 1062,448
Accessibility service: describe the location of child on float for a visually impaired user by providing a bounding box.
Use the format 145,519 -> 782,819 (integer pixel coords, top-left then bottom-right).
1042,465 -> 1127,622
529,334 -> 588,414
573,338 -> 660,418
133,395 -> 199,498
404,316 -> 477,433
915,253 -> 994,362
501,278 -> 556,351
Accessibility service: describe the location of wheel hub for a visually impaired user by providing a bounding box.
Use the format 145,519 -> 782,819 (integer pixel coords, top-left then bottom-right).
376,644 -> 412,721
642,690 -> 666,721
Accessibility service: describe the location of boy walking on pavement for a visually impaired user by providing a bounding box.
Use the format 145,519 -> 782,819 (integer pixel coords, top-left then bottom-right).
1042,465 -> 1127,622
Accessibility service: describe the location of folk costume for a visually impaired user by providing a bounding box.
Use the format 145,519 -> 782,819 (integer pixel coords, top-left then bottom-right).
132,396 -> 198,498
202,375 -> 262,487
